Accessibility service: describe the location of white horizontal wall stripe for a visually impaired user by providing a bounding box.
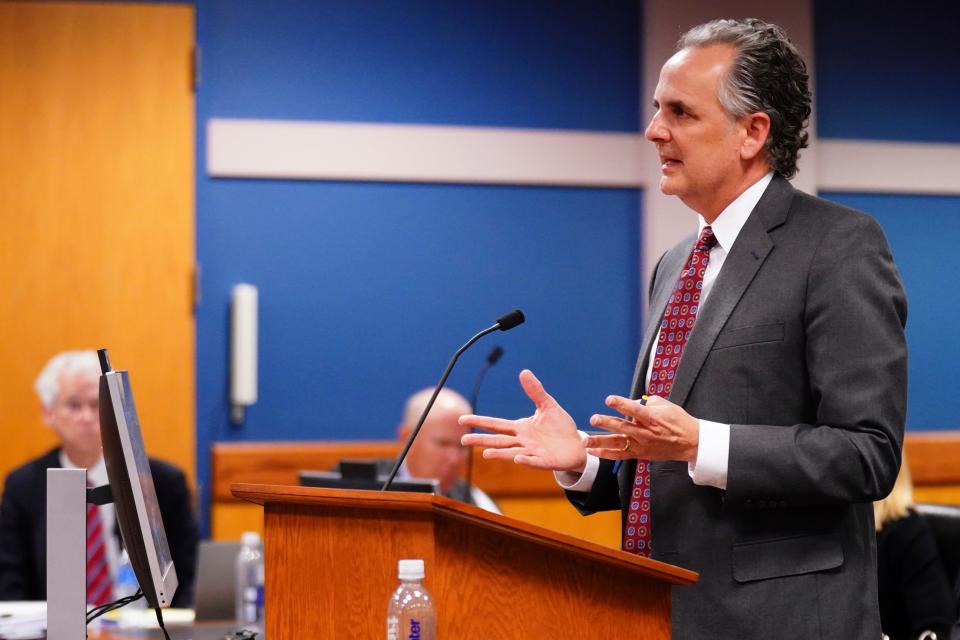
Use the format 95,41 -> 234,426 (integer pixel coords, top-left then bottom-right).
817,140 -> 960,195
207,118 -> 647,188
207,119 -> 960,196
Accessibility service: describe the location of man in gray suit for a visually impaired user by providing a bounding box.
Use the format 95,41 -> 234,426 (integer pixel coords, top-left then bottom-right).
461,18 -> 906,639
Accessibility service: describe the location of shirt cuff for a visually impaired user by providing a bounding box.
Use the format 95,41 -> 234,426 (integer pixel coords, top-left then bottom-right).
687,419 -> 729,490
554,431 -> 599,492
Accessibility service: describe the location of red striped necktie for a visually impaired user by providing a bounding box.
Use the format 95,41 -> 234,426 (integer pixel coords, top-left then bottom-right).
622,225 -> 717,556
86,484 -> 113,606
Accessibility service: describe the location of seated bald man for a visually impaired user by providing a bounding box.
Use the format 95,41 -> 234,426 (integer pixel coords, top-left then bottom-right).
396,388 -> 500,514
0,350 -> 199,607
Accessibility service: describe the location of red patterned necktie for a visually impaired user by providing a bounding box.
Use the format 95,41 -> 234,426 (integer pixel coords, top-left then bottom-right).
86,485 -> 112,606
622,225 -> 717,556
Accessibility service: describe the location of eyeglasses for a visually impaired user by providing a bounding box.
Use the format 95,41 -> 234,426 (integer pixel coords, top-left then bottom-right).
54,398 -> 99,415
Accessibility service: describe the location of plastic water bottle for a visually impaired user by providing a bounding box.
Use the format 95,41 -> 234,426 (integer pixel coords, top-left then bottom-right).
235,531 -> 265,629
386,559 -> 435,640
114,549 -> 146,610
110,549 -> 146,628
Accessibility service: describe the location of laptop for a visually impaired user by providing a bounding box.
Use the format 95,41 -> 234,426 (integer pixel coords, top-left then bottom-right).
193,540 -> 242,621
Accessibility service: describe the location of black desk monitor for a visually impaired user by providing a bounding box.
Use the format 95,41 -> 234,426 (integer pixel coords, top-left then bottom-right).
98,349 -> 178,609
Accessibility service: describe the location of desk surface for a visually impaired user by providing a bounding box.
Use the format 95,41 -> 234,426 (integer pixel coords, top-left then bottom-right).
91,621 -> 251,640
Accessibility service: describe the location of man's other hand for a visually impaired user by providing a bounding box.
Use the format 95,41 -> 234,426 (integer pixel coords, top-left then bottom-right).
585,395 -> 699,463
459,369 -> 587,473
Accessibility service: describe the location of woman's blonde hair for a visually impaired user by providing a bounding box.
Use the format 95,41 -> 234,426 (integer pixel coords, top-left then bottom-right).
874,450 -> 913,531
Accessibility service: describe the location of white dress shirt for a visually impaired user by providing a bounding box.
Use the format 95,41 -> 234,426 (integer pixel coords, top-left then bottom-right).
558,172 -> 774,493
59,452 -> 121,586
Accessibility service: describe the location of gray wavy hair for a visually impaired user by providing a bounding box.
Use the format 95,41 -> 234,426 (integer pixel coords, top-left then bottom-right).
679,18 -> 811,179
34,350 -> 100,409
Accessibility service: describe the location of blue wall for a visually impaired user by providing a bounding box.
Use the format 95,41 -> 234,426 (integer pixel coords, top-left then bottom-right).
820,194 -> 960,429
194,0 -> 643,530
199,0 -> 640,129
193,1 -> 960,534
816,1 -> 960,429
815,0 -> 960,143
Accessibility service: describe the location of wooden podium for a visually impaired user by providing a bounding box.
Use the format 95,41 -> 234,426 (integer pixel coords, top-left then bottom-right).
233,483 -> 697,638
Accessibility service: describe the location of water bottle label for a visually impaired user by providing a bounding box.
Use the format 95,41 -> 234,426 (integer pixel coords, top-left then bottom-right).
408,619 -> 422,640
242,586 -> 260,623
386,615 -> 400,640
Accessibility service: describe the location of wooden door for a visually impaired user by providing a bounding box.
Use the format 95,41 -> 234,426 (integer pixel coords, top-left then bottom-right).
0,2 -> 195,489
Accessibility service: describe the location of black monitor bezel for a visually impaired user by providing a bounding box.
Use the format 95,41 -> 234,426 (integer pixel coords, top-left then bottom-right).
99,369 -> 178,609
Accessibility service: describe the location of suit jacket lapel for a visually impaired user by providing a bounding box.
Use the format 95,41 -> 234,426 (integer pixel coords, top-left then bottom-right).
668,176 -> 794,406
643,176 -> 795,406
630,238 -> 693,397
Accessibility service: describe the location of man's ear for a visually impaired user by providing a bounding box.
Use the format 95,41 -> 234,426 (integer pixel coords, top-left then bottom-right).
397,423 -> 411,441
740,112 -> 771,162
40,402 -> 54,428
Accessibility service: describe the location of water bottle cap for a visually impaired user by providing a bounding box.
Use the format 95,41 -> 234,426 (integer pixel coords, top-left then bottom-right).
397,559 -> 424,580
241,531 -> 261,547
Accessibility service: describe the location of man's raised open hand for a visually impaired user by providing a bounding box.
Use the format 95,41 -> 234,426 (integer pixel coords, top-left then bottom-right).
459,369 -> 587,473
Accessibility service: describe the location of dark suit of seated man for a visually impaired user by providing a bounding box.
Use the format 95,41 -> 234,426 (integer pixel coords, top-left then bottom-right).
0,350 -> 199,607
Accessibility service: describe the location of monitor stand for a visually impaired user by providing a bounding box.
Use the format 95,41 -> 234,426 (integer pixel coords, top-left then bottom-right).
46,468 -> 112,639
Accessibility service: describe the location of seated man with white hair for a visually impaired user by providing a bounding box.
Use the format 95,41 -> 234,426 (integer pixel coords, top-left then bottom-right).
0,350 -> 199,607
395,387 -> 500,514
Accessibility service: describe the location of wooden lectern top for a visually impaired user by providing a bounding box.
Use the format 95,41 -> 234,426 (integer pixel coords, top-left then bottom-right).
233,483 -> 697,587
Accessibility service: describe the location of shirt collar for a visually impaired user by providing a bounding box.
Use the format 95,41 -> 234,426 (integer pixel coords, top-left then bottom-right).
59,450 -> 108,486
698,172 -> 774,252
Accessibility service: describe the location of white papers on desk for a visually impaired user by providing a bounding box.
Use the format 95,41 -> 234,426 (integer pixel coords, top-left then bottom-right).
102,607 -> 195,629
0,601 -> 46,640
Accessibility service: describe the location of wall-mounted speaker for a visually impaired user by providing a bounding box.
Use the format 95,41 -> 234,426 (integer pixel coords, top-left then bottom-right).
230,283 -> 258,424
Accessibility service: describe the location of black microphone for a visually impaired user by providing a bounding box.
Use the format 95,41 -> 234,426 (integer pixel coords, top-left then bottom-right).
496,309 -> 524,331
382,310 -> 525,491
469,346 -> 504,410
464,345 -> 505,502
485,345 -> 504,367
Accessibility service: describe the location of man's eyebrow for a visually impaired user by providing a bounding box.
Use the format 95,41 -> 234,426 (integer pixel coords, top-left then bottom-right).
663,99 -> 692,113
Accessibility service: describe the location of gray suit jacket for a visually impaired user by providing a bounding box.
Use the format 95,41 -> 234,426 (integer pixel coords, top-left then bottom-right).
568,175 -> 907,639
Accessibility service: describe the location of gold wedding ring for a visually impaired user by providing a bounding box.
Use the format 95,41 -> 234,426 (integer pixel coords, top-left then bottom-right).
621,436 -> 631,452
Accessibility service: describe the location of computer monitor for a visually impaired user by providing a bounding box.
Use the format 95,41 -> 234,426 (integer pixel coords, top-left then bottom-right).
97,349 -> 178,609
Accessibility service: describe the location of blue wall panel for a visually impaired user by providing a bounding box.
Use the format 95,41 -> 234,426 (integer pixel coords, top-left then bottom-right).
199,0 -> 640,131
197,181 -> 640,445
821,193 -> 960,430
815,0 -> 960,142
194,0 -> 643,531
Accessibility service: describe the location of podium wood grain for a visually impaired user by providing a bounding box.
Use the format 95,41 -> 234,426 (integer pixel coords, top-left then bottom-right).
233,483 -> 696,639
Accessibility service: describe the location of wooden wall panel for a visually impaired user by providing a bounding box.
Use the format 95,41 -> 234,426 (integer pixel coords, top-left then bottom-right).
211,440 -> 624,545
0,3 -> 195,488
495,496 -> 620,548
904,432 -> 960,484
211,433 -> 960,545
211,502 -> 264,541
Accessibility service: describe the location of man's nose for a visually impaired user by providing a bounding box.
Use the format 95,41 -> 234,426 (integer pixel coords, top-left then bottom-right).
645,112 -> 668,143
448,446 -> 467,465
80,403 -> 98,421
